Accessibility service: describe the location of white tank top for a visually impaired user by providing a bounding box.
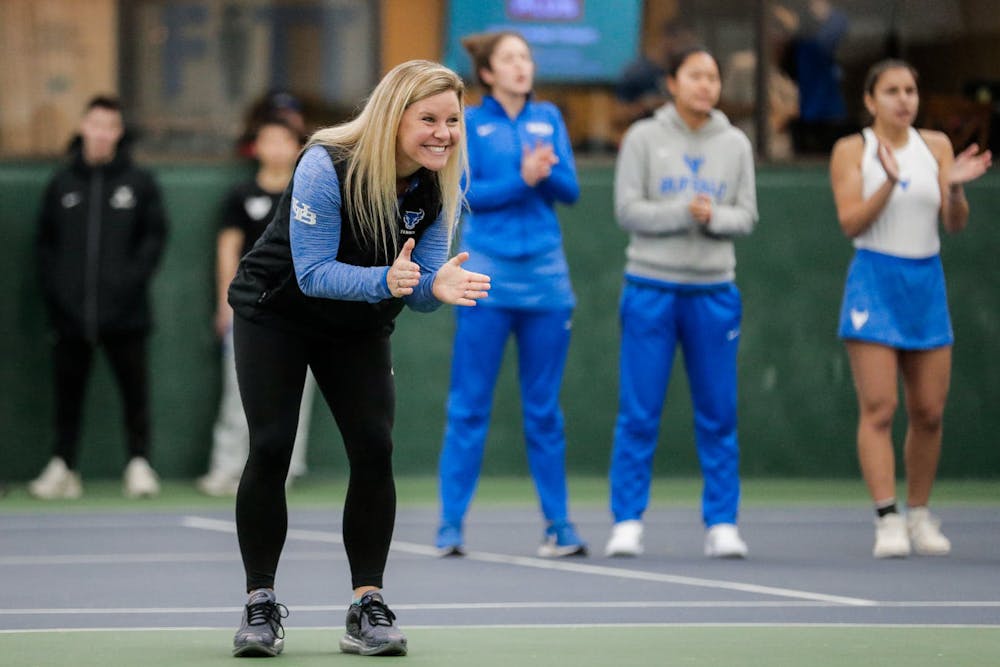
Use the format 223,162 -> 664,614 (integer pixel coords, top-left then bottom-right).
855,127 -> 941,258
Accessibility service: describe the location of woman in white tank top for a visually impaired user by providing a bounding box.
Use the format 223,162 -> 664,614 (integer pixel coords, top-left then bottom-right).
829,59 -> 991,560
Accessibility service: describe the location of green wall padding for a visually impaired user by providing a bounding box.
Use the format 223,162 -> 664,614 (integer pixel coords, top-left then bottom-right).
2,162 -> 997,481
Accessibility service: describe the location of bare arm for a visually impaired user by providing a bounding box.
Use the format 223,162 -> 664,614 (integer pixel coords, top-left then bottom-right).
923,130 -> 992,234
829,134 -> 896,238
215,228 -> 244,337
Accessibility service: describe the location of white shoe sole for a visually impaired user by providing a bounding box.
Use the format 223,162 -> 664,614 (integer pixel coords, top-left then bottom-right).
604,544 -> 643,557
339,634 -> 407,656
537,543 -> 588,558
232,638 -> 283,657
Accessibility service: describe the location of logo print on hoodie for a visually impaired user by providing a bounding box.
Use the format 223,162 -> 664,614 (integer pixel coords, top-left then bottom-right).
110,186 -> 136,210
683,154 -> 704,175
402,209 -> 424,231
659,154 -> 727,200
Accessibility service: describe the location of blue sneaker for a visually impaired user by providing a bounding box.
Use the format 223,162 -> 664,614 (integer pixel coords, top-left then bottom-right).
537,520 -> 588,558
435,521 -> 465,557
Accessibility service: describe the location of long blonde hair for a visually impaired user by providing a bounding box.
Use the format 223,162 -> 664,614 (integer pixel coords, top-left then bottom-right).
306,60 -> 468,257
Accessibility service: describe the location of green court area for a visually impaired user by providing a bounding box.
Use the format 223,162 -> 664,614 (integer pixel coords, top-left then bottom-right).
3,476 -> 998,666
1,475 -> 998,513
3,625 -> 998,666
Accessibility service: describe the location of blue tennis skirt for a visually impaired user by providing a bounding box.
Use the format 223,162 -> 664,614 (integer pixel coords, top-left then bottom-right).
837,249 -> 953,350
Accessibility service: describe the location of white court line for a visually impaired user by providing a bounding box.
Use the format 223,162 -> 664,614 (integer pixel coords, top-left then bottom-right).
182,516 -> 874,606
2,622 -> 999,635
181,516 -> 345,546
3,600 -> 1000,616
0,553 -> 236,565
0,551 -> 337,566
458,552 -> 876,606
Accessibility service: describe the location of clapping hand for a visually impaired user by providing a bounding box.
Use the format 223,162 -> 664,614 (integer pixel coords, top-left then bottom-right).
521,142 -> 559,187
877,141 -> 901,183
387,238 -> 420,297
948,143 -> 992,186
432,252 -> 491,306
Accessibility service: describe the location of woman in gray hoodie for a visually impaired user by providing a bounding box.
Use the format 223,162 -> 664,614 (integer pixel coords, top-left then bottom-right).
606,46 -> 758,559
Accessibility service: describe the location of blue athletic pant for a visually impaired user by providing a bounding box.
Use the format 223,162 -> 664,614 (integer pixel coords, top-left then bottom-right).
609,281 -> 742,527
439,305 -> 572,525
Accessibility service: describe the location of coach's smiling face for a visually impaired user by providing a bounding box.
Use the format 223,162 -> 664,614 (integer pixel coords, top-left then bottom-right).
395,91 -> 462,179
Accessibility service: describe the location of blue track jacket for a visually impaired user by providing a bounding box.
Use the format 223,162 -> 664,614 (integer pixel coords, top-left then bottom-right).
460,95 -> 579,309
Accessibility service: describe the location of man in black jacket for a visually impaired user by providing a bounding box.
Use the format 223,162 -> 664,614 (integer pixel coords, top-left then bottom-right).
30,95 -> 168,499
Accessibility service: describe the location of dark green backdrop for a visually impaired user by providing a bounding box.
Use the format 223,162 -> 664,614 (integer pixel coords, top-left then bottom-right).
2,162 -> 997,481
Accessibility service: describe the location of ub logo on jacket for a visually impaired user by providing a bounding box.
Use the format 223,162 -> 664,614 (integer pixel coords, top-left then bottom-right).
402,209 -> 425,232
525,121 -> 554,137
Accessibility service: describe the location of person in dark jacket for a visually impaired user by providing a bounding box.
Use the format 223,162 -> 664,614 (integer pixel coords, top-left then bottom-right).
30,95 -> 168,500
227,60 -> 490,659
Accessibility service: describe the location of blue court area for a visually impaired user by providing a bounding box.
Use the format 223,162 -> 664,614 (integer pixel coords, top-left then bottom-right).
1,481 -> 999,665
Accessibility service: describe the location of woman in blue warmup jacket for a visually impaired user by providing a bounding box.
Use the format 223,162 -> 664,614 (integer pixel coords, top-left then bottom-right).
436,30 -> 586,558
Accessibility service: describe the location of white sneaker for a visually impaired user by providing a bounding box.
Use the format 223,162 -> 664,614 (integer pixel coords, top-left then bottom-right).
604,520 -> 644,557
28,457 -> 82,500
704,523 -> 748,558
907,507 -> 951,556
873,513 -> 911,558
123,457 -> 160,498
197,470 -> 240,497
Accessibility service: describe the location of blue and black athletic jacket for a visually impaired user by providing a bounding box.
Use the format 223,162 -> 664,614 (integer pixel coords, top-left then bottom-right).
229,145 -> 443,336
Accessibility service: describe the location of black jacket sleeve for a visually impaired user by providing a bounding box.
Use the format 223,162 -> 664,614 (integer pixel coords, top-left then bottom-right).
128,171 -> 169,286
36,176 -> 61,300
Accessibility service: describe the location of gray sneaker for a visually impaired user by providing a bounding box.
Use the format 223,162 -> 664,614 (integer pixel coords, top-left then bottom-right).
339,591 -> 407,656
233,589 -> 288,657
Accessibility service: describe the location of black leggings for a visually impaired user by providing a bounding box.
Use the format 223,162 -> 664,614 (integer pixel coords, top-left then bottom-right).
233,314 -> 396,592
52,333 -> 150,469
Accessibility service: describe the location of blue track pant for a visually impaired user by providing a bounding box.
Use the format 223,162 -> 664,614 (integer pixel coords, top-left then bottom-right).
609,280 -> 742,527
439,305 -> 572,525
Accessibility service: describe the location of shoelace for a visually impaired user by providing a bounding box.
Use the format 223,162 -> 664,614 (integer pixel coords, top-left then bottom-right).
246,600 -> 289,638
361,598 -> 397,627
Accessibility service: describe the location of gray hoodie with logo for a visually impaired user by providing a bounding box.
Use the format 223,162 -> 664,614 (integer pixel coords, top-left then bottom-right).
614,103 -> 757,285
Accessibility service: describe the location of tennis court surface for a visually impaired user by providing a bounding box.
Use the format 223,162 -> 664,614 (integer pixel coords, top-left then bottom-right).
2,478 -> 998,666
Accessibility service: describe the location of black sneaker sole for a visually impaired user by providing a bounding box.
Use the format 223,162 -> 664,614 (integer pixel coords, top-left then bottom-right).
340,635 -> 408,656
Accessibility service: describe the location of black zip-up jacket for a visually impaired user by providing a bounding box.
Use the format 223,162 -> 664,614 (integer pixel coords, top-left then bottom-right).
228,151 -> 441,337
36,138 -> 168,339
